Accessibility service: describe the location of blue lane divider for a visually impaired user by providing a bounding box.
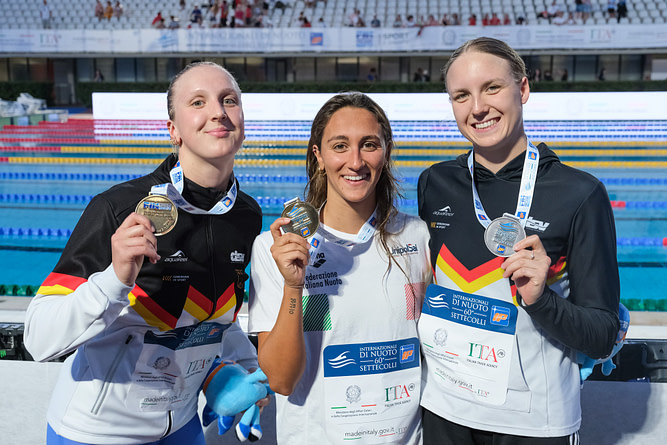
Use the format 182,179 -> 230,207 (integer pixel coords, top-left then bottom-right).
0,227 -> 72,237
1,227 -> 664,246
0,194 -> 94,204
4,171 -> 667,187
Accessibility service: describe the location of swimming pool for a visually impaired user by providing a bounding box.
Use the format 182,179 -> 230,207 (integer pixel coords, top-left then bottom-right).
1,118 -> 667,311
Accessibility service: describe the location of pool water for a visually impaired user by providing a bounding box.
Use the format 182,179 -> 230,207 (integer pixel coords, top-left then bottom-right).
1,119 -> 667,311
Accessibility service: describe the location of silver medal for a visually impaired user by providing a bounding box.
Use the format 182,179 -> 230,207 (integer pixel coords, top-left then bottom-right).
484,213 -> 526,257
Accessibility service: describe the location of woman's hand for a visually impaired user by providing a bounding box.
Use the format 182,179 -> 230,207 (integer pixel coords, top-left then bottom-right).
269,217 -> 311,289
111,213 -> 160,287
501,235 -> 551,306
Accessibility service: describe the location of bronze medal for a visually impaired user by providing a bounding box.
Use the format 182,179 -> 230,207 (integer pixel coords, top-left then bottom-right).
281,198 -> 319,238
135,194 -> 178,236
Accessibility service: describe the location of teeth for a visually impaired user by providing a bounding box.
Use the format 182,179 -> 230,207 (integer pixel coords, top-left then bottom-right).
344,175 -> 365,181
475,119 -> 496,129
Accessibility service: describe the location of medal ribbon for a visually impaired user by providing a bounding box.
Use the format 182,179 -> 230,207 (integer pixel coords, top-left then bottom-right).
467,141 -> 539,229
150,161 -> 238,215
307,204 -> 379,263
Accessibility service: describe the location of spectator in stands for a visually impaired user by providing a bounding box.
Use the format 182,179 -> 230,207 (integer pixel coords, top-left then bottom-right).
532,68 -> 542,82
405,14 -> 417,27
393,14 -> 404,27
552,10 -> 572,24
94,0 -> 104,20
219,1 -> 229,27
482,13 -> 491,26
40,0 -> 53,29
206,3 -> 219,27
367,67 -> 378,82
575,0 -> 592,24
598,68 -> 607,80
561,68 -> 569,81
151,11 -> 164,27
607,0 -> 617,19
113,1 -> 123,19
544,70 -> 554,81
616,0 -> 627,22
245,2 -> 253,26
503,13 -> 512,25
538,0 -> 561,22
190,4 -> 203,27
301,16 -> 312,27
347,8 -> 360,27
441,13 -> 451,25
94,69 -> 104,82
413,67 -> 427,82
451,13 -> 461,25
155,17 -> 166,28
314,16 -> 326,27
425,14 -> 439,26
489,12 -> 501,25
168,15 -> 180,29
233,3 -> 245,27
370,14 -> 381,27
104,1 -> 113,20
516,14 -> 526,24
468,14 -> 477,25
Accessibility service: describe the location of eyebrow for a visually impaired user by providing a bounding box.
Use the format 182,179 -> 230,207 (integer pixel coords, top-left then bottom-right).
326,135 -> 382,145
450,78 -> 504,95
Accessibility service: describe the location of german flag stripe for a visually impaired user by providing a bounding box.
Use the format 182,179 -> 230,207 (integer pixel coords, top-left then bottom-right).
129,286 -> 178,331
210,284 -> 237,321
435,244 -> 506,293
36,272 -> 87,296
184,286 -> 212,321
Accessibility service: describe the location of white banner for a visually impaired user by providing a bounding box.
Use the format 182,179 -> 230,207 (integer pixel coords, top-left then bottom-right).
2,25 -> 667,54
93,92 -> 667,121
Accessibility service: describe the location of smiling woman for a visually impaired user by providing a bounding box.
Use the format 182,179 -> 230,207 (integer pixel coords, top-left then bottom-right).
418,37 -> 621,445
22,61 -> 264,445
247,92 -> 432,444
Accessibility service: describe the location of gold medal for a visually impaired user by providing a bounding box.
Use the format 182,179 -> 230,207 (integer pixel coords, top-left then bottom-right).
135,194 -> 178,236
281,198 -> 319,238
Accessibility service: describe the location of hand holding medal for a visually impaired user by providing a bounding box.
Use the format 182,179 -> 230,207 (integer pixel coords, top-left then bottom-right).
111,212 -> 161,287
501,235 -> 551,306
269,198 -> 319,289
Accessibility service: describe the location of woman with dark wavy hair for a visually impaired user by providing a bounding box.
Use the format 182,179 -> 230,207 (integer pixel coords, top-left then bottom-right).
249,92 -> 432,444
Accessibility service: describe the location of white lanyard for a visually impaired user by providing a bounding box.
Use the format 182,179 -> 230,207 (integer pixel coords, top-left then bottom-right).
467,141 -> 539,229
150,161 -> 238,215
307,206 -> 378,262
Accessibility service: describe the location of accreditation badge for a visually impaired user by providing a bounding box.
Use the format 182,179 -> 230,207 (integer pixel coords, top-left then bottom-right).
281,197 -> 319,239
135,194 -> 178,236
419,284 -> 518,405
322,338 -> 421,443
483,213 -> 526,257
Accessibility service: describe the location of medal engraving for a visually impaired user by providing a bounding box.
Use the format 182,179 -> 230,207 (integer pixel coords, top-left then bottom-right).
281,198 -> 319,238
135,195 -> 178,236
484,213 -> 526,257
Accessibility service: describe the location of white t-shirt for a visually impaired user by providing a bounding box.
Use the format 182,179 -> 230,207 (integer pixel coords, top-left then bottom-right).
248,212 -> 431,444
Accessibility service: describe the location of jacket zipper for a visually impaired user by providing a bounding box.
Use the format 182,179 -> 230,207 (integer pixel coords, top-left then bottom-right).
207,217 -> 217,319
162,410 -> 174,438
91,334 -> 133,415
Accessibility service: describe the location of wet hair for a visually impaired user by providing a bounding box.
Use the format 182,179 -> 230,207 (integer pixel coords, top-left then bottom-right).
166,61 -> 241,121
305,91 -> 404,270
442,37 -> 527,93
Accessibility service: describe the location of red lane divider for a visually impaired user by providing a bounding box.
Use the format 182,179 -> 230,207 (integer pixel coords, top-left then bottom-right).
610,200 -> 627,208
